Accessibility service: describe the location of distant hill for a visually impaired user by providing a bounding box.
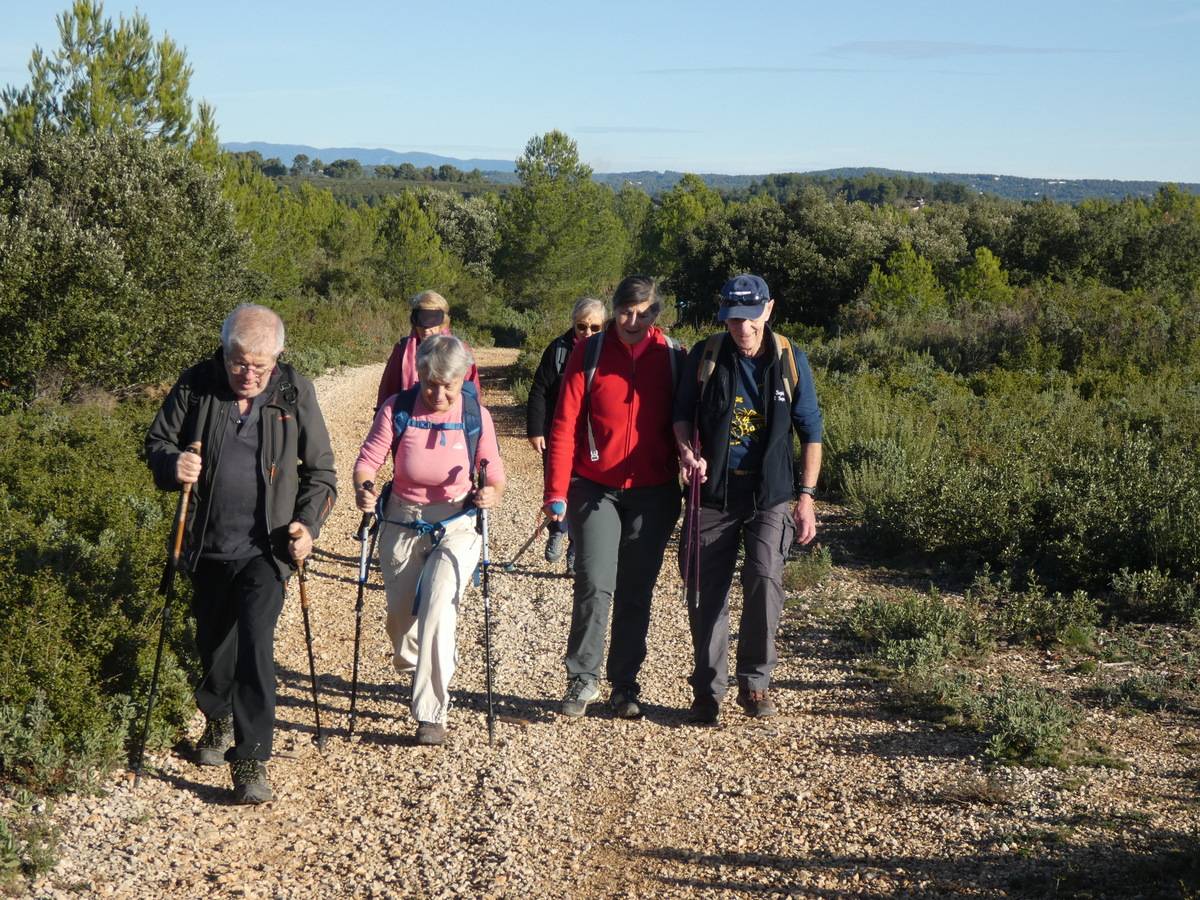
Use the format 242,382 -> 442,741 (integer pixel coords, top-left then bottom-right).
226,142 -> 1199,204
221,142 -> 516,173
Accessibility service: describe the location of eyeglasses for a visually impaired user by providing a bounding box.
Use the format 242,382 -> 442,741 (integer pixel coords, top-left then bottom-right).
574,322 -> 603,334
227,361 -> 274,377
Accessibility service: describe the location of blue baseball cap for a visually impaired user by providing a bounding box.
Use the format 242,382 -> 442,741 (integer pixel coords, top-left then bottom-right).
717,274 -> 771,321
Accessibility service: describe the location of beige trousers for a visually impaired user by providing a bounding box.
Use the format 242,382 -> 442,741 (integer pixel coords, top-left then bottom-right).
377,496 -> 481,725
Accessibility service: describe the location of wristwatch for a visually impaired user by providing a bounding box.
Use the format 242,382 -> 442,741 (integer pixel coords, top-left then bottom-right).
797,486 -> 817,499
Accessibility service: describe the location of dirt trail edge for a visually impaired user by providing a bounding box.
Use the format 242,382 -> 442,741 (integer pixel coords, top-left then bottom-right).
35,348 -> 1197,899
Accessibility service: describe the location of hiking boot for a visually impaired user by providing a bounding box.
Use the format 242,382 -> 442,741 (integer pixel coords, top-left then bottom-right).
230,759 -> 274,805
415,721 -> 446,746
545,531 -> 567,563
560,678 -> 599,717
736,686 -> 778,718
565,545 -> 576,577
689,697 -> 720,725
609,687 -> 642,719
196,714 -> 234,766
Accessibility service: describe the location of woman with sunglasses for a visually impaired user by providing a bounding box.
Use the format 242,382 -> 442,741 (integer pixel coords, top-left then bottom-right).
525,297 -> 607,573
376,290 -> 482,409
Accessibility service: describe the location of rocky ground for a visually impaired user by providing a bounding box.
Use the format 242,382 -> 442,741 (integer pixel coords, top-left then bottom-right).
21,349 -> 1200,898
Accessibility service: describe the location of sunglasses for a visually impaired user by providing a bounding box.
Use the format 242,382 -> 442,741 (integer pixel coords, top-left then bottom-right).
574,322 -> 603,334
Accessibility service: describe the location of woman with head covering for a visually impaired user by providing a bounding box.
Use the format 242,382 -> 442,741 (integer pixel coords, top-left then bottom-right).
376,290 -> 482,409
525,296 -> 606,573
355,334 -> 505,746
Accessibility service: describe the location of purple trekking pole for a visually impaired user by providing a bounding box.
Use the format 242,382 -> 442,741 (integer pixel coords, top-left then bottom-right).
681,436 -> 703,608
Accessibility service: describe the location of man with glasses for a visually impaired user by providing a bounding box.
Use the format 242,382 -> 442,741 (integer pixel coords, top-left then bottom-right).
146,304 -> 337,803
673,275 -> 823,724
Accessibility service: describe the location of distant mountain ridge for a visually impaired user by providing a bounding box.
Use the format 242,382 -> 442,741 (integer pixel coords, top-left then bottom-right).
224,142 -> 1199,203
221,142 -> 516,173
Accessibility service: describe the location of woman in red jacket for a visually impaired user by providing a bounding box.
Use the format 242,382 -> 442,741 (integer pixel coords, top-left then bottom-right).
543,275 -> 684,719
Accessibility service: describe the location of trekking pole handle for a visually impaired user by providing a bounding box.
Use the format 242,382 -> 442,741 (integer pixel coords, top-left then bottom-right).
298,558 -> 311,611
171,442 -> 202,563
357,480 -> 375,537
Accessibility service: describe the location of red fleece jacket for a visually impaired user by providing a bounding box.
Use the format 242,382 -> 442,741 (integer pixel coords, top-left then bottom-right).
544,324 -> 680,502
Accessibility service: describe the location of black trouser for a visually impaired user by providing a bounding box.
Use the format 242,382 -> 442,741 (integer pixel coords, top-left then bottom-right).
683,479 -> 793,700
190,554 -> 285,762
564,477 -> 681,694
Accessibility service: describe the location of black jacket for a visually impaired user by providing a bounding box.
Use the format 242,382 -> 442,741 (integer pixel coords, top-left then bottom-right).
525,328 -> 576,441
676,328 -> 816,511
145,348 -> 338,578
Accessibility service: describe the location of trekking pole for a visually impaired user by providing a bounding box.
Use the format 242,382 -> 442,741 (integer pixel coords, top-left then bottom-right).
476,461 -> 496,745
681,436 -> 703,609
502,514 -> 549,572
297,559 -> 327,750
347,482 -> 376,738
134,441 -> 201,786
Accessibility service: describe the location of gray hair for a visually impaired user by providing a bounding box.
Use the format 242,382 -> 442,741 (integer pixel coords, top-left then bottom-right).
417,334 -> 473,384
571,296 -> 606,322
221,304 -> 285,356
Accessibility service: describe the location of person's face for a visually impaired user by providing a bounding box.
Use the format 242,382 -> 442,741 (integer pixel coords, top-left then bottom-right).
725,300 -> 774,357
225,347 -> 278,400
572,310 -> 604,342
421,374 -> 465,413
416,316 -> 449,342
614,299 -> 658,346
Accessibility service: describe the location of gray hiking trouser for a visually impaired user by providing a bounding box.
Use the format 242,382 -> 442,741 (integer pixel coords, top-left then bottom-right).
564,477 -> 682,693
683,479 -> 794,700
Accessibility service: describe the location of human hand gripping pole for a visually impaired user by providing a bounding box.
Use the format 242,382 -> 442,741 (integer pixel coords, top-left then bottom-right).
134,441 -> 200,785
297,559 -> 327,750
347,481 -> 376,738
476,461 -> 495,745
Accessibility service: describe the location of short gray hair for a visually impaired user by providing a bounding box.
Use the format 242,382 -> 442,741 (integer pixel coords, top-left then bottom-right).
221,304 -> 285,356
571,296 -> 606,322
417,334 -> 473,384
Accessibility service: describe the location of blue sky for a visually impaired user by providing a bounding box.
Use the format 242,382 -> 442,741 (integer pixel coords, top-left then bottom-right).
3,0 -> 1198,180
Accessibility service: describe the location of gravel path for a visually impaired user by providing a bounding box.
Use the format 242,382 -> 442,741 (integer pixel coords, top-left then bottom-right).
30,349 -> 1200,898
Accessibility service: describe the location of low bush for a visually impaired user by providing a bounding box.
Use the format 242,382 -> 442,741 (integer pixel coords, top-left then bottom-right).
782,544 -> 833,592
1111,567 -> 1200,626
0,403 -> 195,793
968,570 -> 1101,646
984,679 -> 1076,767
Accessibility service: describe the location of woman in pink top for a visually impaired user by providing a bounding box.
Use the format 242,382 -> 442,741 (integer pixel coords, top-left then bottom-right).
375,290 -> 482,409
354,335 -> 505,746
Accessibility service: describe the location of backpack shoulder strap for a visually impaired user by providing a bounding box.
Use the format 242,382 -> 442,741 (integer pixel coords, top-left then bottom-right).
773,333 -> 799,403
663,336 -> 686,391
583,331 -> 605,463
390,386 -> 421,458
554,340 -> 569,375
697,333 -> 725,391
460,381 -> 483,478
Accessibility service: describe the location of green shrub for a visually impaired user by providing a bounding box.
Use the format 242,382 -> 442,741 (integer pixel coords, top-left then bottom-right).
782,544 -> 833,592
984,679 -> 1076,767
1111,567 -> 1200,625
845,589 -> 988,672
0,403 -> 195,793
968,570 -> 1100,646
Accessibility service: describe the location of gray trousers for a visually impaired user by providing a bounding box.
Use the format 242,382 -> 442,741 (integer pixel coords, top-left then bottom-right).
683,483 -> 794,700
564,477 -> 682,693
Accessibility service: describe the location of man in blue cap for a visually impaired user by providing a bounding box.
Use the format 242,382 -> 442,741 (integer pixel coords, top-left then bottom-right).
672,274 -> 823,723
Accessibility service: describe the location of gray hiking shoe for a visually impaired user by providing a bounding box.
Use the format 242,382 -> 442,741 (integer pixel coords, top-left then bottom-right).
609,687 -> 642,719
736,686 -> 779,719
196,714 -> 234,766
415,721 -> 446,746
560,678 -> 599,717
230,759 -> 274,805
545,531 -> 567,563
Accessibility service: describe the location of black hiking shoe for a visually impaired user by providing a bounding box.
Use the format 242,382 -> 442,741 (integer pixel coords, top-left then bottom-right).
689,697 -> 720,725
736,686 -> 778,719
560,678 -> 599,717
545,531 -> 567,563
415,722 -> 446,746
609,687 -> 642,719
230,759 -> 274,805
196,714 -> 234,766
565,544 -> 576,577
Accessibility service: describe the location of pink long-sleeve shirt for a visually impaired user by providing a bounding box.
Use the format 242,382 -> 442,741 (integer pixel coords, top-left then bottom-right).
355,392 -> 505,505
